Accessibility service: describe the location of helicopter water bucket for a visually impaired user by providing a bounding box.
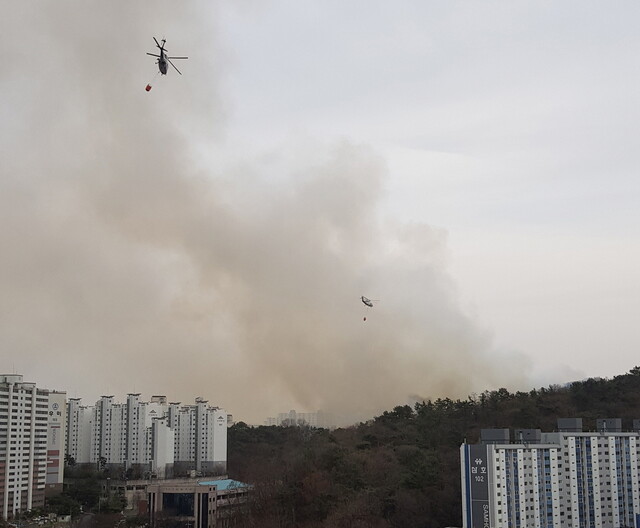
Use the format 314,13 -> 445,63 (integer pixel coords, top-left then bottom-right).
145,84 -> 152,92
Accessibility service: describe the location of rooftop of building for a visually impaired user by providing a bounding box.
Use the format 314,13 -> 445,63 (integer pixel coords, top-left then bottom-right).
476,418 -> 640,444
199,479 -> 248,491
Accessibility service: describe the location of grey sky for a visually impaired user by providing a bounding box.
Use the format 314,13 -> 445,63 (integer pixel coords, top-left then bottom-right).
2,2 -> 639,423
215,1 -> 640,384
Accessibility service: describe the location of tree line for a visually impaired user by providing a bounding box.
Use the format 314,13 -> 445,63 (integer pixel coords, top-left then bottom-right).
224,367 -> 640,527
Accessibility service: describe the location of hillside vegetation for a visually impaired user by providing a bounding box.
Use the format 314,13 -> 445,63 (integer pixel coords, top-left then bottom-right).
227,367 -> 640,527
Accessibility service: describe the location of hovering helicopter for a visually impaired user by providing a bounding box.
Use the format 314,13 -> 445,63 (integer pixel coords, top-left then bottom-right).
147,37 -> 188,75
361,296 -> 379,321
361,296 -> 375,308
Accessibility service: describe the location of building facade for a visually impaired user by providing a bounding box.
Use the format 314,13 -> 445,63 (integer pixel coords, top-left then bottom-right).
109,478 -> 249,528
66,395 -> 227,478
461,419 -> 640,528
172,398 -> 227,476
45,391 -> 66,494
150,416 -> 174,479
66,398 -> 94,465
0,374 -> 66,519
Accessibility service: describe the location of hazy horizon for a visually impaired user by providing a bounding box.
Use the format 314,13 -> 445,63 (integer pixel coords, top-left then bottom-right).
3,2 -> 639,424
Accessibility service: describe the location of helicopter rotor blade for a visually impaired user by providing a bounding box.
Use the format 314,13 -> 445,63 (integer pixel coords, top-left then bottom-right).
167,58 -> 183,75
146,53 -> 161,57
153,37 -> 161,48
168,56 -> 188,60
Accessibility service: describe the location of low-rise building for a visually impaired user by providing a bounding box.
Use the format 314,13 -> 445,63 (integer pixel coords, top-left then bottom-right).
113,478 -> 249,527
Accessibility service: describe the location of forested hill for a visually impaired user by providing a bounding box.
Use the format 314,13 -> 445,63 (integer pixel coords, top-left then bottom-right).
227,367 -> 640,528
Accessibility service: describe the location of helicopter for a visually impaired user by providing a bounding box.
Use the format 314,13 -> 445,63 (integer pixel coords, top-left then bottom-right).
147,37 -> 188,75
361,296 -> 378,321
361,296 -> 375,308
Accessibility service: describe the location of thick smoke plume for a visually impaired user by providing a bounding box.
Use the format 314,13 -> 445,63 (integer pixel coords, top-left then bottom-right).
1,3 -> 531,424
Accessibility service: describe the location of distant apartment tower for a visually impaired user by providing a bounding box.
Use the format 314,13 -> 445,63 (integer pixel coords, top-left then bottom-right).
93,395 -> 125,466
461,419 -> 640,528
266,410 -> 336,429
68,394 -> 175,477
0,375 -> 66,519
149,416 -> 174,479
172,398 -> 227,475
66,395 -> 226,477
66,398 -> 94,465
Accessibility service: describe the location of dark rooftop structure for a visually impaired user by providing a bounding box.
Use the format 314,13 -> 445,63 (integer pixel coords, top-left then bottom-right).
557,418 -> 582,432
480,428 -> 510,444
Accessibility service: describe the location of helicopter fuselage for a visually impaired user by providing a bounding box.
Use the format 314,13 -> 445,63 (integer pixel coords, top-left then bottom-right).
158,52 -> 168,75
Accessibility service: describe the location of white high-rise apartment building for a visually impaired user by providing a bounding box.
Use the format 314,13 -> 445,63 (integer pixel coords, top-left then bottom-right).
0,375 -> 66,520
66,398 -> 94,465
93,395 -> 121,466
172,398 -> 227,475
66,394 -> 227,477
461,419 -> 640,528
45,391 -> 66,493
149,416 -> 174,479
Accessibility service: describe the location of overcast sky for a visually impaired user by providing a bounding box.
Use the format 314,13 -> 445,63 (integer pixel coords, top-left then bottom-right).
2,1 -> 639,424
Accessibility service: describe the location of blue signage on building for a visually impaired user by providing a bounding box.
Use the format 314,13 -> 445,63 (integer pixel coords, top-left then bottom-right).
465,444 -> 490,528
